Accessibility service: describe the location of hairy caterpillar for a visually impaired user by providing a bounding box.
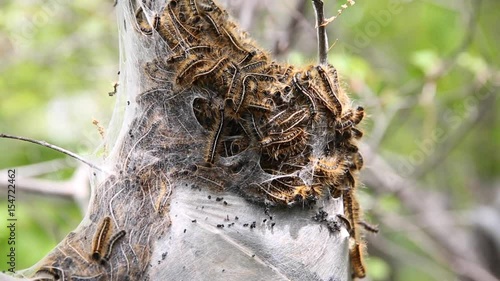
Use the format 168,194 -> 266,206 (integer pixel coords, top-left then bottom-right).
137,0 -> 371,277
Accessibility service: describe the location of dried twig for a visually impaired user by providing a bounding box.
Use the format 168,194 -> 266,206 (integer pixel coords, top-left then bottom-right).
0,133 -> 102,172
0,162 -> 90,213
311,0 -> 329,64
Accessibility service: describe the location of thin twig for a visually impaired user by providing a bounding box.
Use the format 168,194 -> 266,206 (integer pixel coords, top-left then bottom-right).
0,133 -> 102,172
311,0 -> 329,65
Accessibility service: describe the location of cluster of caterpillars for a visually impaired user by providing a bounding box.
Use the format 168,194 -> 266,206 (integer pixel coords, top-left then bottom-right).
136,0 -> 369,278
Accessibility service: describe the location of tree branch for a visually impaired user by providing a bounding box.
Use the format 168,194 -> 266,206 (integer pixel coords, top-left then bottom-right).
311,0 -> 329,65
0,133 -> 103,172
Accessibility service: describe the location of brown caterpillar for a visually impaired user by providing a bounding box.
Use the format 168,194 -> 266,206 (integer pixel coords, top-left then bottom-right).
100,230 -> 126,265
91,216 -> 112,261
315,65 -> 343,116
205,107 -> 225,164
350,242 -> 367,279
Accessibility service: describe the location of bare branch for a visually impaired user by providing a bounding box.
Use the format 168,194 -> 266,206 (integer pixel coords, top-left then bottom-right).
0,163 -> 90,213
0,133 -> 103,172
311,0 -> 329,64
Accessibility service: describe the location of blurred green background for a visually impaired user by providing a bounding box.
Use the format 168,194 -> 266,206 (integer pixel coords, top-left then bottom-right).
0,0 -> 498,280
0,0 -> 118,271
